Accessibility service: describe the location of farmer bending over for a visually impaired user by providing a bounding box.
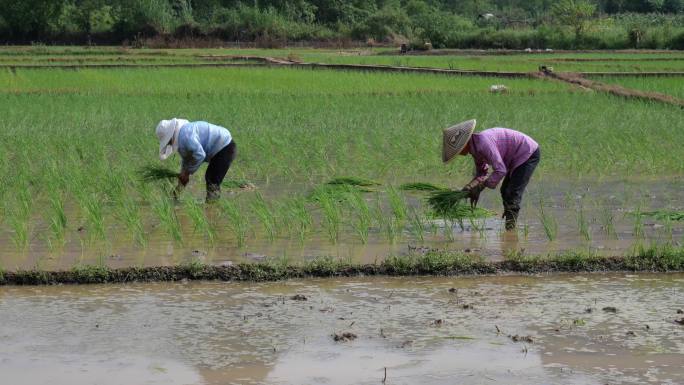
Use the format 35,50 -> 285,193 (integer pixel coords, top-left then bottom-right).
442,119 -> 540,230
156,118 -> 236,201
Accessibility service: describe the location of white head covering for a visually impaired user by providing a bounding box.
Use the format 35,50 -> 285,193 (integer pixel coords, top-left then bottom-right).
156,118 -> 189,160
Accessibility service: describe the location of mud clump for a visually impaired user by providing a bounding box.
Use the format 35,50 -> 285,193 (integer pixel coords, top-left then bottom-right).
291,294 -> 308,301
675,318 -> 684,325
433,319 -> 445,326
602,306 -> 618,313
448,287 -> 457,293
677,309 -> 683,314
509,334 -> 534,343
626,331 -> 637,337
461,304 -> 474,310
333,332 -> 357,342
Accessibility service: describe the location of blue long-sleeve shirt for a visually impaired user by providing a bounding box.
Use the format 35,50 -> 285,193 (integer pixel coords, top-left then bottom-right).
177,121 -> 232,174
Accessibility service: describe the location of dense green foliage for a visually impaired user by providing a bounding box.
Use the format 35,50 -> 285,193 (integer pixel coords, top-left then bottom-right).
2,0 -> 684,48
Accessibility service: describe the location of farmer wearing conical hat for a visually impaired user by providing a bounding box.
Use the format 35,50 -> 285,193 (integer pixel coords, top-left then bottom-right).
156,118 -> 236,201
442,120 -> 540,230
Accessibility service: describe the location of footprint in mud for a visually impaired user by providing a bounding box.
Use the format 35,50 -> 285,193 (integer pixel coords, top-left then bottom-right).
333,332 -> 357,342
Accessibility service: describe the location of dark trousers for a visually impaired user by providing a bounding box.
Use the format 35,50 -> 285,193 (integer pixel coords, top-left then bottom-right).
500,148 -> 540,225
205,141 -> 237,190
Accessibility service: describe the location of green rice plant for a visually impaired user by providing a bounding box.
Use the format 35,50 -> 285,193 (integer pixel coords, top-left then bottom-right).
374,194 -> 398,244
345,189 -> 372,243
327,177 -> 380,188
427,190 -> 469,218
317,189 -> 342,244
539,197 -> 558,242
7,208 -> 29,251
219,200 -> 249,247
599,205 -> 618,239
222,179 -> 256,190
251,193 -> 277,242
633,206 -> 645,240
81,194 -> 106,241
576,201 -> 591,242
408,207 -> 426,242
387,187 -> 408,223
635,210 -> 684,221
138,164 -> 179,183
183,196 -> 215,242
47,191 -> 67,245
399,182 -> 447,192
116,195 -> 146,246
152,191 -> 183,243
282,197 -> 312,243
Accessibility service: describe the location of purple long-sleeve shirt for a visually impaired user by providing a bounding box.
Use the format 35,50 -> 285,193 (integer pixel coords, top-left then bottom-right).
469,128 -> 539,189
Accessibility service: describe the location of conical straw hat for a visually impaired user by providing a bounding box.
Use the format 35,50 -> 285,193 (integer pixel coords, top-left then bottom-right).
442,119 -> 476,163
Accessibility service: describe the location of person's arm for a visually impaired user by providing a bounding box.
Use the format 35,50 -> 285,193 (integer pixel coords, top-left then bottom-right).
180,138 -> 206,175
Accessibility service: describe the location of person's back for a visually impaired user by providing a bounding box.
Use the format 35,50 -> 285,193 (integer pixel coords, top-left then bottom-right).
471,128 -> 538,177
178,121 -> 232,169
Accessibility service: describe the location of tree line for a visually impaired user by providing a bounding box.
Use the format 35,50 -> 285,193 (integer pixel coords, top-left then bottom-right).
1,0 -> 684,49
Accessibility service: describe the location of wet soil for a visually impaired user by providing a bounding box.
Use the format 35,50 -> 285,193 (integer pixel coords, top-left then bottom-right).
0,273 -> 682,384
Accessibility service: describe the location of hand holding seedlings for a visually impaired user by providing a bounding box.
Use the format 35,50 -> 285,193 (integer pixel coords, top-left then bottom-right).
442,120 -> 540,230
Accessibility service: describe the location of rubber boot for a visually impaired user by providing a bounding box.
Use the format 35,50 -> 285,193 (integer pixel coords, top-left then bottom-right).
206,183 -> 221,203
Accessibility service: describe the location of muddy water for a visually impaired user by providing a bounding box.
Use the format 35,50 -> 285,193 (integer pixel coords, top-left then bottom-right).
1,274 -> 683,384
1,180 -> 683,270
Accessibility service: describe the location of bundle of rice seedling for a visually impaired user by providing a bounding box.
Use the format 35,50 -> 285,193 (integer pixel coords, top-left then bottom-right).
427,189 -> 469,217
222,179 -> 256,190
326,177 -> 380,187
399,182 -> 448,192
636,210 -> 684,221
139,164 -> 179,182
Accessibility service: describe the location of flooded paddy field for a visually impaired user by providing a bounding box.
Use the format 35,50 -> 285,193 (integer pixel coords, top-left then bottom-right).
2,63 -> 684,272
1,273 -> 682,384
2,179 -> 684,271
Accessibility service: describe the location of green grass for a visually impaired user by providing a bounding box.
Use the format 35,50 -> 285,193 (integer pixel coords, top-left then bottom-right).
4,244 -> 684,285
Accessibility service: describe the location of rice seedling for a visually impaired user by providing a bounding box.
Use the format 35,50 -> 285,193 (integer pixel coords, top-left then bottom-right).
538,197 -> 558,242
222,179 -> 256,190
138,164 -> 179,183
281,197 -> 312,243
327,177 -> 380,188
251,193 -> 277,242
116,195 -> 146,246
576,201 -> 591,242
183,196 -> 215,242
635,210 -> 684,221
599,206 -> 618,239
81,194 -> 106,241
152,191 -> 183,243
345,189 -> 372,243
632,204 -> 645,240
426,190 -> 469,218
317,190 -> 343,244
47,191 -> 67,245
399,182 -> 448,192
219,200 -> 249,247
387,187 -> 408,223
407,207 -> 426,242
